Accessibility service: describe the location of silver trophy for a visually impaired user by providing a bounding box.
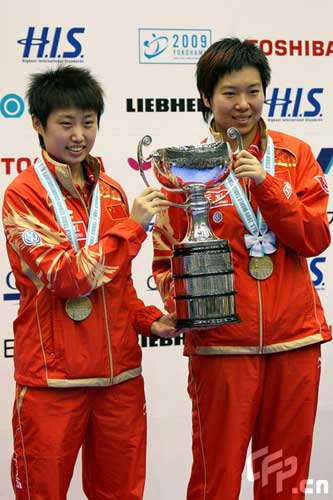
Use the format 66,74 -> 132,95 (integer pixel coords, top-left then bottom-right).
137,128 -> 242,329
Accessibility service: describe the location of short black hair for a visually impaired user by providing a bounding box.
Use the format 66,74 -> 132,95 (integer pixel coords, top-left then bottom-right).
196,38 -> 271,122
27,65 -> 105,145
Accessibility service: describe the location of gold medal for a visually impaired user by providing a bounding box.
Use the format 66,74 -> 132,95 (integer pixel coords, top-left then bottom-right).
65,296 -> 92,321
249,255 -> 274,280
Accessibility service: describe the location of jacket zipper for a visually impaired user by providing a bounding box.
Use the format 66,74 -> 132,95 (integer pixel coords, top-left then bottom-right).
76,184 -> 114,383
257,280 -> 264,353
101,285 -> 114,383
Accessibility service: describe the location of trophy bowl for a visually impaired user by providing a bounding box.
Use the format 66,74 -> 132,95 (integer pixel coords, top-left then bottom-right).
137,134 -> 241,329
151,142 -> 231,190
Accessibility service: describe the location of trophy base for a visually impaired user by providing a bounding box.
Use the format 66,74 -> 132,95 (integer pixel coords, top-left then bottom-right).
175,292 -> 240,329
172,240 -> 240,330
176,314 -> 240,329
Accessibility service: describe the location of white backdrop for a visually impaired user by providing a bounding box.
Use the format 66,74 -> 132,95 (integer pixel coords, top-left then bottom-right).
0,1 -> 332,498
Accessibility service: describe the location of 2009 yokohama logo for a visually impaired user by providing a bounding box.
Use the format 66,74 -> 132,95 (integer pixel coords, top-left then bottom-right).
248,39 -> 333,56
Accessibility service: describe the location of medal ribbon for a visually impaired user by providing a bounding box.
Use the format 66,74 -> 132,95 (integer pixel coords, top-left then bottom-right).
207,131 -> 277,258
34,157 -> 101,251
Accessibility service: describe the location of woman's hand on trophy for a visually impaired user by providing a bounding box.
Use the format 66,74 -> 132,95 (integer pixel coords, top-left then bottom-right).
150,312 -> 182,338
232,150 -> 266,185
130,186 -> 169,228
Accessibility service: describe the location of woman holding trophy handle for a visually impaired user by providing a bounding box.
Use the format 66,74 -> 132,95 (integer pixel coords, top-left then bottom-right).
152,38 -> 331,499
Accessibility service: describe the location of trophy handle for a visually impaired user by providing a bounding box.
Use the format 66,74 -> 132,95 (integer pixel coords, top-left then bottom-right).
227,127 -> 244,155
137,135 -> 188,210
137,135 -> 152,187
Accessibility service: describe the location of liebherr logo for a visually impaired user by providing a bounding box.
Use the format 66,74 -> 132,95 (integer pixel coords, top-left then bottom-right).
126,97 -> 203,112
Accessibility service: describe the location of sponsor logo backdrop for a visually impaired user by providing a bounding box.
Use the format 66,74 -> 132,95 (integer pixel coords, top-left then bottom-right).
0,1 -> 332,498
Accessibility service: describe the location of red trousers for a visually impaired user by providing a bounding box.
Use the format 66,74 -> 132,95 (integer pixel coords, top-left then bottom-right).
187,344 -> 321,500
11,376 -> 147,500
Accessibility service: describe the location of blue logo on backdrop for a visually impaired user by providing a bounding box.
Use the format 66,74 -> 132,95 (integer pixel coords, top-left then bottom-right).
146,275 -> 157,291
3,271 -> 20,301
145,221 -> 155,232
327,210 -> 333,224
317,148 -> 333,175
310,257 -> 326,290
265,88 -> 323,123
139,28 -> 211,64
17,27 -> 85,63
0,94 -> 24,118
316,148 -> 333,223
143,33 -> 169,59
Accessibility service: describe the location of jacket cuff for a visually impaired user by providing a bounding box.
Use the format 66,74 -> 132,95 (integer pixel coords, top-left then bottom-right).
112,218 -> 147,243
108,218 -> 147,259
133,305 -> 164,337
250,172 -> 276,198
165,295 -> 176,314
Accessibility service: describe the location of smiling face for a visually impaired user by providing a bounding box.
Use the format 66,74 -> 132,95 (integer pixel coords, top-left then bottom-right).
202,66 -> 265,149
32,107 -> 98,169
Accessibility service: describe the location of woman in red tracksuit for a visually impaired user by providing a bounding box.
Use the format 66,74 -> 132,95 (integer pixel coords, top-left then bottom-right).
152,38 -> 331,500
2,65 -> 176,500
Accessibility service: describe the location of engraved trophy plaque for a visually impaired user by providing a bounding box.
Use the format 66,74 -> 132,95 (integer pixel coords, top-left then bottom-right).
137,131 -> 241,329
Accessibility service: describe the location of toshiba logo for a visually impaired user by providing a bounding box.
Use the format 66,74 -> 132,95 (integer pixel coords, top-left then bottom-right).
0,157 -> 33,175
248,39 -> 333,57
0,156 -> 105,175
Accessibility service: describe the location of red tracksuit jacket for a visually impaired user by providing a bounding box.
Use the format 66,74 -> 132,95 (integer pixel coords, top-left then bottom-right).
152,122 -> 331,356
2,150 -> 162,387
